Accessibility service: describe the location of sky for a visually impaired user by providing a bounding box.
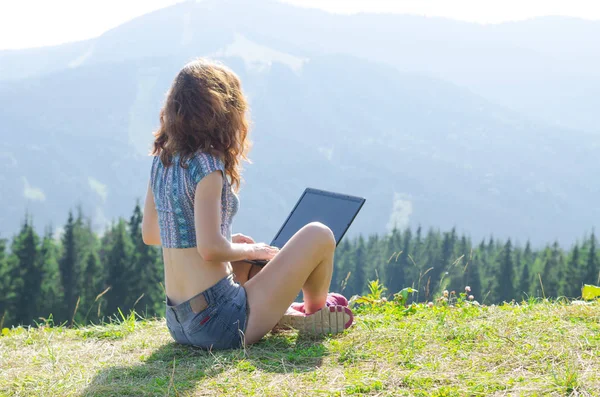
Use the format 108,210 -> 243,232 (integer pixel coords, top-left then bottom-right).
1,0 -> 599,50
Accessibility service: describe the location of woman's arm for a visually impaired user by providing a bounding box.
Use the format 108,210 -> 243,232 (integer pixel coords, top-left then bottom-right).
194,171 -> 278,262
142,182 -> 162,246
231,235 -> 262,284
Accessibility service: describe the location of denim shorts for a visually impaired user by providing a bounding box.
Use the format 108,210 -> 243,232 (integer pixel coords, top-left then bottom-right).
165,274 -> 248,350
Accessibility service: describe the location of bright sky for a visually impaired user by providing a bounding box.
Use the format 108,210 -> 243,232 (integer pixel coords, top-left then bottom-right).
1,0 -> 599,50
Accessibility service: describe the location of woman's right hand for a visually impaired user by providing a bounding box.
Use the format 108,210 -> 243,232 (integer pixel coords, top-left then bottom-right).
248,243 -> 279,260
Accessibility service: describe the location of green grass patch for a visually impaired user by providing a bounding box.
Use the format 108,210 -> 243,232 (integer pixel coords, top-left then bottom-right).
1,301 -> 599,396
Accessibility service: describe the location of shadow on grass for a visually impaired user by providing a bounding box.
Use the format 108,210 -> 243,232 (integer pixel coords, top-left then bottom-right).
81,332 -> 329,396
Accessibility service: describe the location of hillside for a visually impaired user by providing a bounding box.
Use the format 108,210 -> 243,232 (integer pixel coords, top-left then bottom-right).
1,1 -> 599,133
1,0 -> 600,244
1,52 -> 599,245
1,300 -> 599,396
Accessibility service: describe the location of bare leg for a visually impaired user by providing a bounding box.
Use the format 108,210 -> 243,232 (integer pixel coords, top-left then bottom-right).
243,222 -> 335,344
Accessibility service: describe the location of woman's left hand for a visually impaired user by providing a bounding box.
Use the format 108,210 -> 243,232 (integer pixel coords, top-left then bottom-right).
232,233 -> 255,244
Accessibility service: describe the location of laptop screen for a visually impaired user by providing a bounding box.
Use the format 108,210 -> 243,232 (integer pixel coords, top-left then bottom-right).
270,188 -> 365,248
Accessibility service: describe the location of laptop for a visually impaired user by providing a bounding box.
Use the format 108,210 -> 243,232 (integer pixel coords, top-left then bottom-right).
244,188 -> 366,266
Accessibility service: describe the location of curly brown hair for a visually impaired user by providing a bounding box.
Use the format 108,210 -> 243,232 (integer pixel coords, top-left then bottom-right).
151,58 -> 251,191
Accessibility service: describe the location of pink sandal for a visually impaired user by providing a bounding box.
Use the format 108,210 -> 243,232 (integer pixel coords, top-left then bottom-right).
276,304 -> 353,335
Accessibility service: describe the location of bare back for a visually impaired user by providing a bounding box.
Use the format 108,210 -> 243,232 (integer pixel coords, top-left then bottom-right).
162,248 -> 231,305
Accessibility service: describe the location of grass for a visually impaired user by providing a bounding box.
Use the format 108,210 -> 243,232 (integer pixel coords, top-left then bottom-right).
1,298 -> 599,396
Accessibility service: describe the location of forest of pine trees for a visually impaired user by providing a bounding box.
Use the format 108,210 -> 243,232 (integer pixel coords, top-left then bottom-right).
1,205 -> 599,329
0,204 -> 164,330
332,227 -> 599,304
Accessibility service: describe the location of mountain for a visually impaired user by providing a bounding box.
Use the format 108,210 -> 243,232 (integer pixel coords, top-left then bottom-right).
0,0 -> 598,245
2,0 -> 599,133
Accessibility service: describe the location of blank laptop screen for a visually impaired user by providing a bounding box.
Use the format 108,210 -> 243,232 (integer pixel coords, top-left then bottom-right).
270,189 -> 364,249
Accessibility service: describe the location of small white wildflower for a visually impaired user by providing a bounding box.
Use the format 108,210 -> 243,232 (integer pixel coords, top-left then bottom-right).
381,297 -> 388,302
465,286 -> 471,293
443,290 -> 449,298
427,302 -> 434,308
469,295 -> 474,300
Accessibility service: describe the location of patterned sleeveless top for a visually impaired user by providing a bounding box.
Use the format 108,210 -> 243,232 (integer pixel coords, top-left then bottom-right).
150,151 -> 239,248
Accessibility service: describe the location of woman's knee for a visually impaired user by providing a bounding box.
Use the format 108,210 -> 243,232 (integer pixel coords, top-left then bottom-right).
301,222 -> 335,249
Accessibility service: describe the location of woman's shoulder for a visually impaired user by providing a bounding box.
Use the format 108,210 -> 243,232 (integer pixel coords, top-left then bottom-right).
150,154 -> 161,172
188,151 -> 225,183
149,155 -> 163,186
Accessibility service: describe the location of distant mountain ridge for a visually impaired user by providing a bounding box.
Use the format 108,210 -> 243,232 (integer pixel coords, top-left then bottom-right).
0,0 -> 598,245
2,0 -> 598,133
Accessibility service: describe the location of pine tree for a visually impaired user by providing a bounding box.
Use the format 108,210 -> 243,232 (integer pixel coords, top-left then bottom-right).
366,234 -> 381,282
384,228 -> 404,293
540,242 -> 564,298
452,234 -> 477,296
348,236 -> 367,296
388,228 -> 411,294
38,228 -> 62,323
9,219 -> 41,325
473,240 -> 490,299
523,241 -> 534,264
75,212 -> 97,319
128,203 -> 146,310
400,227 -> 412,287
584,232 -> 599,285
467,260 -> 483,302
59,212 -> 80,323
513,246 -> 522,283
449,227 -> 458,256
128,202 -> 163,316
447,235 -> 470,292
486,236 -> 495,256
413,225 -> 422,255
415,226 -> 422,244
494,239 -> 515,303
517,262 -> 531,300
82,250 -> 103,320
564,244 -> 582,298
104,220 -> 134,317
518,241 -> 534,299
437,231 -> 455,294
458,236 -> 470,263
333,239 -> 352,292
422,228 -> 441,301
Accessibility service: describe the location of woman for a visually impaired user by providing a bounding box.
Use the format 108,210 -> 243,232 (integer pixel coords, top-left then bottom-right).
142,58 -> 353,350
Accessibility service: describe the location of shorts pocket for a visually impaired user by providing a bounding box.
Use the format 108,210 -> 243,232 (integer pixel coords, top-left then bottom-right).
185,304 -> 219,335
186,305 -> 239,350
